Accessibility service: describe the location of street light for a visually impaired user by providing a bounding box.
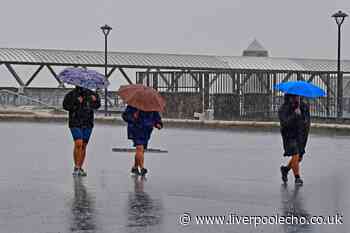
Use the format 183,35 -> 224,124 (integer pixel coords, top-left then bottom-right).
101,24 -> 112,116
332,10 -> 348,118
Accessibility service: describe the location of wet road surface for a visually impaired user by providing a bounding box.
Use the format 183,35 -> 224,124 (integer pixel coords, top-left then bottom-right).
0,122 -> 349,233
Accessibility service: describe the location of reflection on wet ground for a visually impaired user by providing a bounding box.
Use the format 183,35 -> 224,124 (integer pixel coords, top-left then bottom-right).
127,176 -> 162,233
0,122 -> 348,233
280,184 -> 312,233
70,177 -> 96,232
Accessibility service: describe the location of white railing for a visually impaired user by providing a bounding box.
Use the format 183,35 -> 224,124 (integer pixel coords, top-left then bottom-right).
0,89 -> 62,111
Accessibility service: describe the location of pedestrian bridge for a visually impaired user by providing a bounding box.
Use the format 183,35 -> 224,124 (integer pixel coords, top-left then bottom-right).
1,47 -> 350,120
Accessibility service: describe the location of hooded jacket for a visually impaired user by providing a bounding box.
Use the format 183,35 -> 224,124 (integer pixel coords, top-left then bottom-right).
278,95 -> 310,156
122,105 -> 162,144
63,87 -> 101,128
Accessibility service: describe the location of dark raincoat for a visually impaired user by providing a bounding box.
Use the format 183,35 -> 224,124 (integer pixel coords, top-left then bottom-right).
122,105 -> 162,148
63,87 -> 101,128
278,96 -> 310,157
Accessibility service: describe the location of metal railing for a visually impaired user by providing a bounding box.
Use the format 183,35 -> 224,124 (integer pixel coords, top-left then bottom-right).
0,89 -> 62,111
137,71 -> 350,121
0,89 -> 125,114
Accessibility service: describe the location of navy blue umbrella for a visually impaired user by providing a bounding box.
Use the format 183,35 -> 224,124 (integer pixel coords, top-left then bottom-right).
275,81 -> 326,98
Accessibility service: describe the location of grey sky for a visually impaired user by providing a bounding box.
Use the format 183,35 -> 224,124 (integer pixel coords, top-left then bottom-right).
0,0 -> 349,58
0,0 -> 349,87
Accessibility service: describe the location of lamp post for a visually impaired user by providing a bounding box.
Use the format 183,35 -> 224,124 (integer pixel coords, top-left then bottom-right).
101,24 -> 112,116
332,10 -> 348,118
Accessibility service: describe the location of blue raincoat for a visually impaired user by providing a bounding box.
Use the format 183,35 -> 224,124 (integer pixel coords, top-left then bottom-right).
122,106 -> 162,148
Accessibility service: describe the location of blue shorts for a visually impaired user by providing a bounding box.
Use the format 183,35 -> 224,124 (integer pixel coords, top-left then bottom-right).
132,139 -> 149,149
70,128 -> 93,142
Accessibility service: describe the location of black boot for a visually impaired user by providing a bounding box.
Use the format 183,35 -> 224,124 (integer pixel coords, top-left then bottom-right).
131,167 -> 140,175
280,166 -> 289,183
140,168 -> 148,176
295,175 -> 303,185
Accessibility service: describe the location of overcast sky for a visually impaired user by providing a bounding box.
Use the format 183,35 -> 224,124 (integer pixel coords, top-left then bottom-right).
0,0 -> 349,87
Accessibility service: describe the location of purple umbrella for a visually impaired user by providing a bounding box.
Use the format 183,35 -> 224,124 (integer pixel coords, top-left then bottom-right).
58,67 -> 109,90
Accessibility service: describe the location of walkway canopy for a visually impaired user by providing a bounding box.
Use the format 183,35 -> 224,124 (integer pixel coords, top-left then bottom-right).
1,47 -> 350,119
0,47 -> 350,88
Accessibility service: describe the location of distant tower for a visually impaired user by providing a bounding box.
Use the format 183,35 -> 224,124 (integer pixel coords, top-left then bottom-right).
242,39 -> 269,57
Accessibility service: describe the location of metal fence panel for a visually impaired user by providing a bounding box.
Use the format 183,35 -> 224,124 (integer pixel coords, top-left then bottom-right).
136,71 -> 343,120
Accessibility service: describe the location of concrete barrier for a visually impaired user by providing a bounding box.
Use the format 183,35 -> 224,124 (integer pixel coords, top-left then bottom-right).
1,109 -> 350,133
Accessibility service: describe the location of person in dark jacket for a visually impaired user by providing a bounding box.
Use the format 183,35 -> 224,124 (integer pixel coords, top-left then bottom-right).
63,86 -> 101,176
279,94 -> 310,185
122,105 -> 163,176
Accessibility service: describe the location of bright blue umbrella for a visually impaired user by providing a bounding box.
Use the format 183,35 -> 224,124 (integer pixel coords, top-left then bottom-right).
58,67 -> 109,90
274,81 -> 326,98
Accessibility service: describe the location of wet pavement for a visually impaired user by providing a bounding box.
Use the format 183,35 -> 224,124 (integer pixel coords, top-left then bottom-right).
0,122 -> 349,233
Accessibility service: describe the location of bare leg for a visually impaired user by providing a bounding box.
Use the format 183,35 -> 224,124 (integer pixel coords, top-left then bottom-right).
135,145 -> 144,169
288,154 -> 300,177
77,142 -> 88,168
74,139 -> 84,168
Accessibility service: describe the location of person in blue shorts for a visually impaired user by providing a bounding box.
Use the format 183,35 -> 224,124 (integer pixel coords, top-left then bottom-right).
63,86 -> 101,176
122,105 -> 163,176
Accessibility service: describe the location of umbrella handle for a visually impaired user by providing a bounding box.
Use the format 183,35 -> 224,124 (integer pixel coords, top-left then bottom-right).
155,123 -> 162,130
133,111 -> 140,120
